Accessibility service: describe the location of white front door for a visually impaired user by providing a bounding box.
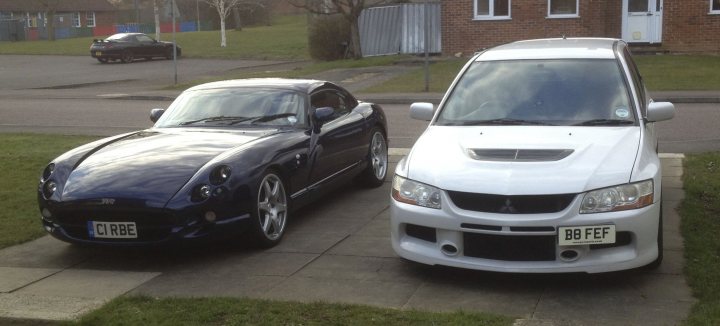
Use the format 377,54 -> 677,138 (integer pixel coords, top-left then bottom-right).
622,0 -> 663,43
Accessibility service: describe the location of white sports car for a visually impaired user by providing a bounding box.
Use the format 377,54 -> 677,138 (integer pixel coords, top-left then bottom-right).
390,38 -> 675,273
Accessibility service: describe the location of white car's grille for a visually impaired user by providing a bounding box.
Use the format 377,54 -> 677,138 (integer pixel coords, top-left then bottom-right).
448,192 -> 577,214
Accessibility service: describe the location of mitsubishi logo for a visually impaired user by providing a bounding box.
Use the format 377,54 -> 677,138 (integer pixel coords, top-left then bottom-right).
498,198 -> 518,214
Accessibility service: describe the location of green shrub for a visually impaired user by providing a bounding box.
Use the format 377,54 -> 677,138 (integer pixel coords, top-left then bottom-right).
308,14 -> 350,61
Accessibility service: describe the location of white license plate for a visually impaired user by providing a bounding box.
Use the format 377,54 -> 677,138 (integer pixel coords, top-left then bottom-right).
558,225 -> 615,246
87,221 -> 138,239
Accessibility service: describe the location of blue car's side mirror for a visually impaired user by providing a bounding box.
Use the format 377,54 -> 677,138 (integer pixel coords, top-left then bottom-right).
312,107 -> 335,133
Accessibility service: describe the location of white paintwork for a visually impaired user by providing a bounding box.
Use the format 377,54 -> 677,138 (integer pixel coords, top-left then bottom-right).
405,126 -> 641,195
390,38 -> 674,273
409,102 -> 434,121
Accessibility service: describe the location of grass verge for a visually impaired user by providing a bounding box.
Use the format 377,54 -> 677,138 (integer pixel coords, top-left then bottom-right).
0,134 -> 98,249
361,55 -> 720,93
0,15 -> 309,60
680,152 -> 720,325
165,54 -> 411,90
72,296 -> 514,325
634,55 -> 720,91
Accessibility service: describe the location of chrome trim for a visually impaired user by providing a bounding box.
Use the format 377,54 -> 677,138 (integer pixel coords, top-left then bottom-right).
290,161 -> 360,199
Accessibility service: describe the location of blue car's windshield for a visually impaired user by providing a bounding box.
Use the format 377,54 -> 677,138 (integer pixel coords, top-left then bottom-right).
436,59 -> 635,126
155,88 -> 307,128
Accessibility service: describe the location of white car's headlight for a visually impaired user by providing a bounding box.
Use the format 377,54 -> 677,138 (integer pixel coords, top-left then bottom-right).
391,175 -> 442,209
580,180 -> 654,214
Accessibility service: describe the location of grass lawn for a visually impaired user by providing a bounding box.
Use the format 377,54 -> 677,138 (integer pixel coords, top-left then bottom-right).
166,54 -> 410,90
72,296 -> 514,325
359,54 -> 720,93
0,15 -> 309,60
0,134 -> 98,249
680,152 -> 720,325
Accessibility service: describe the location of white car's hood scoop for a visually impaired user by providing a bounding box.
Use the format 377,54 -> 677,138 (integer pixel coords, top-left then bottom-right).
467,148 -> 574,162
406,126 -> 641,195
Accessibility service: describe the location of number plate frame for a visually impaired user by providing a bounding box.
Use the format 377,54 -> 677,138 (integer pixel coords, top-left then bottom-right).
87,221 -> 138,239
558,225 -> 616,246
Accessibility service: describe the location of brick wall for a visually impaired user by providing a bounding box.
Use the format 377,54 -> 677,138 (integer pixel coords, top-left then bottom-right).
442,0 -> 720,55
662,0 -> 720,52
442,0 -> 618,55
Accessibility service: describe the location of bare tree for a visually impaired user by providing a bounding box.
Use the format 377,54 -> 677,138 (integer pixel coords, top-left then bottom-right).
203,0 -> 244,47
289,0 -> 391,59
153,0 -> 162,40
38,0 -> 60,41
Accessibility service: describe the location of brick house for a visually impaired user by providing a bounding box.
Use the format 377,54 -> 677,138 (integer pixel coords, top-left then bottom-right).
0,0 -> 116,40
442,0 -> 720,54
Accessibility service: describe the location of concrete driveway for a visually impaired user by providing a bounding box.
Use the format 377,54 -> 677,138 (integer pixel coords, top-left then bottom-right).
0,54 -> 696,325
0,154 -> 693,325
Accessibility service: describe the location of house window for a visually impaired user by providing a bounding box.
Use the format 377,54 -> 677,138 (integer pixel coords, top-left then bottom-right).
72,12 -> 81,27
474,0 -> 511,20
548,0 -> 579,18
712,0 -> 720,14
86,12 -> 96,27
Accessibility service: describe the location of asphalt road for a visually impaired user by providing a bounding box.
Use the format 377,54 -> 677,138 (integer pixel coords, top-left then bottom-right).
2,54 -> 719,153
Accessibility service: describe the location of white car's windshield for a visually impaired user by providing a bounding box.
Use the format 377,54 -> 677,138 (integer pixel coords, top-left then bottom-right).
156,88 -> 307,128
436,59 -> 635,126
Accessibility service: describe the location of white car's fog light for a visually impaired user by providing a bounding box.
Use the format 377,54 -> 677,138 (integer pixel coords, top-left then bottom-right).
580,180 -> 653,214
391,175 -> 442,209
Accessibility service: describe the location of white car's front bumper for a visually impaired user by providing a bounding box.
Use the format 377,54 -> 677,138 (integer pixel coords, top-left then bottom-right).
390,190 -> 660,273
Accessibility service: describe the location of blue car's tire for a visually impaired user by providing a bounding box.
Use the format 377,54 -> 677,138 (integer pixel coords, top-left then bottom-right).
250,171 -> 289,248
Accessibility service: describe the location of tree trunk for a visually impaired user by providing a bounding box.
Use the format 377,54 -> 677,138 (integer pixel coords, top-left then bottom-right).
348,16 -> 362,59
154,0 -> 161,41
220,17 -> 227,47
232,7 -> 242,31
47,11 -> 55,41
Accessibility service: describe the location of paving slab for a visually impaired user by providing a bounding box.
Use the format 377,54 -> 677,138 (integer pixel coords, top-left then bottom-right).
0,157 -> 694,325
16,269 -> 159,299
0,268 -> 60,293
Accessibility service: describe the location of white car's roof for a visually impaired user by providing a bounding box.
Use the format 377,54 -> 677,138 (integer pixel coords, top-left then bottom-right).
477,38 -> 620,61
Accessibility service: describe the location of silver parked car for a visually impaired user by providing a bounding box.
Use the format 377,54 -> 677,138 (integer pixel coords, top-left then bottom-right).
391,38 -> 675,273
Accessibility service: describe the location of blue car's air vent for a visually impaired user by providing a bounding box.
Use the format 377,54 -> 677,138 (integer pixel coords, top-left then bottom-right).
467,149 -> 574,162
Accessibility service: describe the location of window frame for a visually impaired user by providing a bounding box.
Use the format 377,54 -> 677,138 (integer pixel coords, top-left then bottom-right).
86,11 -> 96,27
72,12 -> 81,27
547,0 -> 580,19
473,0 -> 512,21
711,0 -> 720,14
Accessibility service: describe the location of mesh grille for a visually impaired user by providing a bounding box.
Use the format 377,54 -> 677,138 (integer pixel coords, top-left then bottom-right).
448,192 -> 576,214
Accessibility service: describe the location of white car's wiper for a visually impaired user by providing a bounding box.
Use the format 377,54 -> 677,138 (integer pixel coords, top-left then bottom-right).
573,119 -> 634,126
460,118 -> 554,126
179,116 -> 251,126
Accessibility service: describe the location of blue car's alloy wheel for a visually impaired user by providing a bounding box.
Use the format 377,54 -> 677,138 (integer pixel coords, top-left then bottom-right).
253,172 -> 288,247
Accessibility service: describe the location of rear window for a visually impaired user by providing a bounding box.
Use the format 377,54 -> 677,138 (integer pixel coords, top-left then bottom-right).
436,59 -> 634,126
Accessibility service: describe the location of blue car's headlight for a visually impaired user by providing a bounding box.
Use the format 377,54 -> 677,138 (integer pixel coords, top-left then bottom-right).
210,165 -> 232,185
391,175 -> 442,209
580,180 -> 654,214
41,163 -> 55,182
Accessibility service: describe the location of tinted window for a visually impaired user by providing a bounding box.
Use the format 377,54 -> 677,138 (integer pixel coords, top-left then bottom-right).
311,90 -> 351,121
136,34 -> 154,43
436,59 -> 634,126
156,88 -> 307,128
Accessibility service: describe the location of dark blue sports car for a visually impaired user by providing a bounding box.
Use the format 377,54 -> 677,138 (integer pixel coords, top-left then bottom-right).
38,78 -> 388,247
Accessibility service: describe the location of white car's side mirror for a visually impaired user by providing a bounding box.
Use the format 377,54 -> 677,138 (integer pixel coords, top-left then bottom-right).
410,102 -> 434,121
646,101 -> 675,122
